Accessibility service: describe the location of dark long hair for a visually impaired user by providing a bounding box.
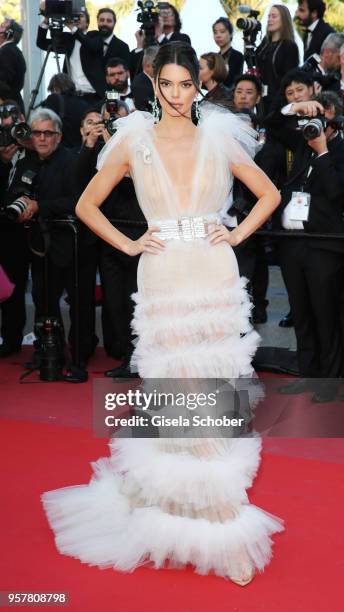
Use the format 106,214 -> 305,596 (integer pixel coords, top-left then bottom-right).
152,42 -> 201,122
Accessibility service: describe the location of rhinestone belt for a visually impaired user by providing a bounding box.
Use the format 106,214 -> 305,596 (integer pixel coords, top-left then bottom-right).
151,214 -> 220,241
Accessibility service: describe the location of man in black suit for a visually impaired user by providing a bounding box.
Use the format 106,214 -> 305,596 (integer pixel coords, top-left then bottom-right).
0,19 -> 26,113
130,3 -> 191,80
131,47 -> 157,112
37,7 -> 130,105
296,0 -> 334,60
17,108 -> 98,370
276,93 -> 344,401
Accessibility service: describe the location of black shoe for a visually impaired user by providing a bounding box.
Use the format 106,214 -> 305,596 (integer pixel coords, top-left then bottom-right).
64,364 -> 88,383
278,379 -> 313,394
104,364 -> 139,378
252,306 -> 267,325
0,344 -> 21,358
279,312 -> 294,328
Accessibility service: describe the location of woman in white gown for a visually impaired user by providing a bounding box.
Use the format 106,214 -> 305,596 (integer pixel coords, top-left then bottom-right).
42,43 -> 284,586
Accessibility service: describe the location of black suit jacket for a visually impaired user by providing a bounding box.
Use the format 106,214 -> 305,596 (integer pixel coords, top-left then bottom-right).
221,48 -> 244,88
130,31 -> 191,79
36,27 -> 130,98
279,134 -> 344,253
131,71 -> 154,111
303,19 -> 335,60
0,42 -> 26,112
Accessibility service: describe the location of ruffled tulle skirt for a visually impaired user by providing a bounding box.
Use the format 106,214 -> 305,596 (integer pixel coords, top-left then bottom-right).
42,240 -> 284,579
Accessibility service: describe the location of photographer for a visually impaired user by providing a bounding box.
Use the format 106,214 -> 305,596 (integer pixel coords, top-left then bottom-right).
256,5 -> 299,114
296,0 -> 334,60
0,101 -> 34,358
131,2 -> 190,80
16,108 -> 98,371
75,109 -> 145,376
37,5 -> 130,105
0,19 -> 26,113
41,73 -> 90,149
275,93 -> 344,400
104,58 -> 135,112
302,32 -> 344,94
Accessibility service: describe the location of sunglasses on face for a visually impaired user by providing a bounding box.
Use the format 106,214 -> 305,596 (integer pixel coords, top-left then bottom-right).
31,130 -> 59,138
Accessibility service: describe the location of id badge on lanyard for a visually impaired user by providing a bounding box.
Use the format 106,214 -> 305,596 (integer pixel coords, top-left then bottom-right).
288,191 -> 311,222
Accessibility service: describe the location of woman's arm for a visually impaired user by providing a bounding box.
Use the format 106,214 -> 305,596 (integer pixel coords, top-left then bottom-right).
75,155 -> 165,256
209,163 -> 281,247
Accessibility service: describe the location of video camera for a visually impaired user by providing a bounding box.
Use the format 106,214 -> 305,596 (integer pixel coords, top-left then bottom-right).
297,114 -> 344,140
0,104 -> 31,148
40,0 -> 86,32
136,1 -> 170,47
5,169 -> 38,222
236,5 -> 262,72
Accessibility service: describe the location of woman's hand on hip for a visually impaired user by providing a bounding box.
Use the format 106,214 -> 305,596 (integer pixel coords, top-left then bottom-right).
124,227 -> 166,256
209,224 -> 241,247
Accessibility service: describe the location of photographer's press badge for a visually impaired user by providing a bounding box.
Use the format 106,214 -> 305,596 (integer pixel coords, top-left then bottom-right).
289,191 -> 310,221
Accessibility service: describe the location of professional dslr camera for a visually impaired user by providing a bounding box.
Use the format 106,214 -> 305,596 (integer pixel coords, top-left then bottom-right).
136,0 -> 170,47
0,103 -> 31,148
298,113 -> 344,140
40,0 -> 86,36
236,5 -> 262,71
103,91 -> 120,135
5,169 -> 38,222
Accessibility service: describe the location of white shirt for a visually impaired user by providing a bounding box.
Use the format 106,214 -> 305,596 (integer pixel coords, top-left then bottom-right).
157,31 -> 174,43
306,19 -> 319,50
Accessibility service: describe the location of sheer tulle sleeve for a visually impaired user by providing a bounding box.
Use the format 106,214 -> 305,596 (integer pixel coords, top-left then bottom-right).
198,102 -> 259,168
96,111 -> 155,171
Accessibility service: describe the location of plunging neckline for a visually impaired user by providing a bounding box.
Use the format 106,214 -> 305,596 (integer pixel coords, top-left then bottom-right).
148,124 -> 203,214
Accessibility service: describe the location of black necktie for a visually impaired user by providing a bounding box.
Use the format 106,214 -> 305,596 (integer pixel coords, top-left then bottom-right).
103,41 -> 108,56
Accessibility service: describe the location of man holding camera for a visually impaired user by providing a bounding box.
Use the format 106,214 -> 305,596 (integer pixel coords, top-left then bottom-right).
10,108 -> 97,373
0,19 -> 26,113
37,5 -> 130,105
276,93 -> 344,400
0,101 -> 34,358
302,32 -> 344,94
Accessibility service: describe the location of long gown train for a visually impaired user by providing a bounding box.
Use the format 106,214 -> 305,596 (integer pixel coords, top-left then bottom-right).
42,107 -> 284,580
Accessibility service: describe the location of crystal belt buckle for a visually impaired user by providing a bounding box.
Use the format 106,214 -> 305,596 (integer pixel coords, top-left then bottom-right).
178,216 -> 208,241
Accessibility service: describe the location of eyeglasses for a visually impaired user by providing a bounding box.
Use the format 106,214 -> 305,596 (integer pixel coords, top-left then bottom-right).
31,130 -> 59,138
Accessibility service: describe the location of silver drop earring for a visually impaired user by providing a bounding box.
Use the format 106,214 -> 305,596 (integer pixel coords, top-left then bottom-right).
195,99 -> 201,121
151,95 -> 160,124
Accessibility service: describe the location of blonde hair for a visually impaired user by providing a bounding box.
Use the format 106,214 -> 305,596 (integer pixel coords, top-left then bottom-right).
268,5 -> 295,42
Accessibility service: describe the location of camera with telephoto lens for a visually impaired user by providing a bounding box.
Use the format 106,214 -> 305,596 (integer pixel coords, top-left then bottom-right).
34,316 -> 65,381
5,169 -> 38,222
103,91 -> 120,135
0,103 -> 31,147
298,114 -> 344,140
236,6 -> 261,38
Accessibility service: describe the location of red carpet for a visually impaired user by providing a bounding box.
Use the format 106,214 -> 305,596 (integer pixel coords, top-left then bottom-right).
1,348 -> 344,611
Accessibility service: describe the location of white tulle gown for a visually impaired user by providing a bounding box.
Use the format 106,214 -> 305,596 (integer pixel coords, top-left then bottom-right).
42,105 -> 284,580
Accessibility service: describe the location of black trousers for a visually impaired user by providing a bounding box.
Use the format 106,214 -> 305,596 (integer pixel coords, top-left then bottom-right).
234,237 -> 269,308
99,242 -> 141,362
31,242 -> 98,363
279,238 -> 344,377
0,223 -> 30,347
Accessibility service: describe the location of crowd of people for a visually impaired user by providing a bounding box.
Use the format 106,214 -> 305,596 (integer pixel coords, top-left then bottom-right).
0,1 -> 344,396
